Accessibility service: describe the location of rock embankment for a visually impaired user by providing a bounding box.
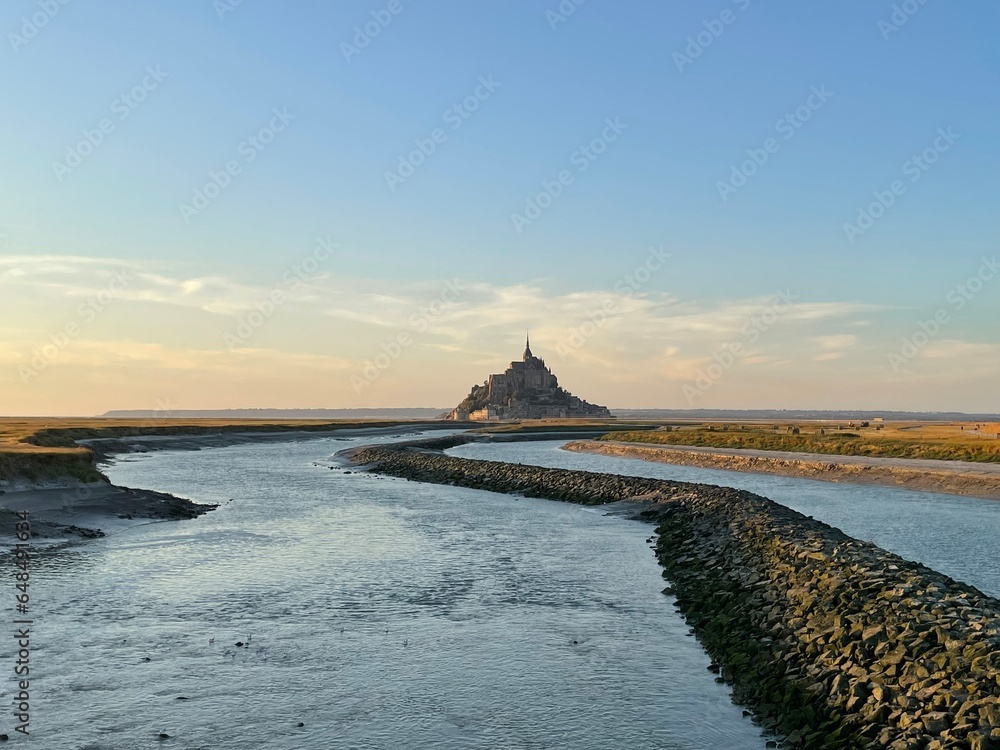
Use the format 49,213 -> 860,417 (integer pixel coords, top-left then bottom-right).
346,437 -> 1000,750
564,440 -> 1000,501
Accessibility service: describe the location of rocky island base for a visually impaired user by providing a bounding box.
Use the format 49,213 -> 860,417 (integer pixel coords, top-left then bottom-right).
345,436 -> 1000,750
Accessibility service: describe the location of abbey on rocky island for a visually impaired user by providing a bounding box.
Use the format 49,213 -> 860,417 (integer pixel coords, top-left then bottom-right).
447,335 -> 612,421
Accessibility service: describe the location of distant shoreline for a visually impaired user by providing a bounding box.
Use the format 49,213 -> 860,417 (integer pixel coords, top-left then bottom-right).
563,440 -> 1000,500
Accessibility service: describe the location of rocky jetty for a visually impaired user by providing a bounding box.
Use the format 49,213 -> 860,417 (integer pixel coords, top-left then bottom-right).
346,436 -> 1000,750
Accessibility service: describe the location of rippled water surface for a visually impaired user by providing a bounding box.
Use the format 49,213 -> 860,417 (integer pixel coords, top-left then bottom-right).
449,440 -> 1000,597
10,433 -> 770,749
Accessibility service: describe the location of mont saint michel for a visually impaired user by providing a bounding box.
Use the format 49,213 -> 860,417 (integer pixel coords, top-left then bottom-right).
447,335 -> 612,421
8,5 -> 997,749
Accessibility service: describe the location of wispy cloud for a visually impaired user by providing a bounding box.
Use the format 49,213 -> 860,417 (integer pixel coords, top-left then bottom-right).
6,254 -> 994,412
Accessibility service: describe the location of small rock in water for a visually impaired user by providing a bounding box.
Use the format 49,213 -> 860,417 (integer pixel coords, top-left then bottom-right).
176,696 -> 188,700
158,732 -> 171,739
235,642 -> 244,647
296,722 -> 305,727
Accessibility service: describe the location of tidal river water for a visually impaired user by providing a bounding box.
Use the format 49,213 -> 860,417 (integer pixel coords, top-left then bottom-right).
8,431 -> 769,750
449,440 -> 1000,598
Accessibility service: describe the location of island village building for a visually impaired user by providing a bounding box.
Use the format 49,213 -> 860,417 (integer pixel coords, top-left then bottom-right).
447,335 -> 612,421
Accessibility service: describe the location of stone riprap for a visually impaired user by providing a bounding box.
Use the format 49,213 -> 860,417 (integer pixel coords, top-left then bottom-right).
345,436 -> 1000,750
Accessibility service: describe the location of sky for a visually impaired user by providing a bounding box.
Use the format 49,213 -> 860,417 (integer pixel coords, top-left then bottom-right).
1,0 -> 998,416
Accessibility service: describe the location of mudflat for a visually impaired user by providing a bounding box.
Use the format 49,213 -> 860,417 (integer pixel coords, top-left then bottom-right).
0,482 -> 216,549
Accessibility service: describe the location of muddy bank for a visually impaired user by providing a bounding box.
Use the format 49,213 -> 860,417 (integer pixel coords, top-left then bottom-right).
0,482 -> 217,549
345,436 -> 1000,750
565,440 -> 1000,501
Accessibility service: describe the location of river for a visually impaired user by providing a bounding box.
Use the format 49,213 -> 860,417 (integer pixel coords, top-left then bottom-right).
10,432 -> 768,749
448,439 -> 1000,598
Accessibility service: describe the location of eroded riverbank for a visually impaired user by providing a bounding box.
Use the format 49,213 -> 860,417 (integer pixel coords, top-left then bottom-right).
346,436 -> 1000,750
0,482 -> 216,549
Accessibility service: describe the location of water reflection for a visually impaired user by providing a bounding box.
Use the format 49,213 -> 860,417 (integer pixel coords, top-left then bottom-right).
449,440 -> 1000,597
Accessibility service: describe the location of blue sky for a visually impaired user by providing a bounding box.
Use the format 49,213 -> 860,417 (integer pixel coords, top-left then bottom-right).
2,1 -> 998,414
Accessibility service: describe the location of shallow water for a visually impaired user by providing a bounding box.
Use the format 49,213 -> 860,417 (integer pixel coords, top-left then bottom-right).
448,440 -> 1000,597
4,432 -> 769,749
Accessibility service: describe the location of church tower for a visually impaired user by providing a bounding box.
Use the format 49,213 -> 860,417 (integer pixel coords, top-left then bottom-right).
523,331 -> 532,361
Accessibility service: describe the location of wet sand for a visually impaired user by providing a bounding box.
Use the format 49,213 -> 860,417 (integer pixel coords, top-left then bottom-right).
0,482 -> 217,550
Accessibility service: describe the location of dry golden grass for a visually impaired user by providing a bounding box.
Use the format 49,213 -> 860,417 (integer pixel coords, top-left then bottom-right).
1,417 -> 391,450
603,421 -> 1000,463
